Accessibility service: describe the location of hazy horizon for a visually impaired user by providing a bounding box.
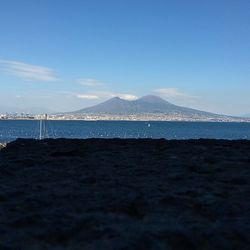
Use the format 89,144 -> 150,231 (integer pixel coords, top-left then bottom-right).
1,0 -> 250,116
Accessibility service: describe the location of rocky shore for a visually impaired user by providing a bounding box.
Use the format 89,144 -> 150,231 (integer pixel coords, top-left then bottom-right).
0,139 -> 250,249
0,142 -> 6,149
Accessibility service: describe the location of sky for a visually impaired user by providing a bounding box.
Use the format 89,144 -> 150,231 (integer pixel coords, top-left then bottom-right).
0,0 -> 250,115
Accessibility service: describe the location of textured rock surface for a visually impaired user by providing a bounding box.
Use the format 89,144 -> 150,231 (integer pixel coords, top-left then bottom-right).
0,139 -> 250,249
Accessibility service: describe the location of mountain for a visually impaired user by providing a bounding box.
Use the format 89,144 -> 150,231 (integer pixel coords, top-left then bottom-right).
71,95 -> 221,118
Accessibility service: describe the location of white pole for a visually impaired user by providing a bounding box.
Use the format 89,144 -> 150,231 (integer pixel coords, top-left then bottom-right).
39,119 -> 43,140
44,114 -> 47,138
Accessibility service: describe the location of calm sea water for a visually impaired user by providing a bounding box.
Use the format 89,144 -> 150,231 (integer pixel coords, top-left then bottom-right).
0,120 -> 250,143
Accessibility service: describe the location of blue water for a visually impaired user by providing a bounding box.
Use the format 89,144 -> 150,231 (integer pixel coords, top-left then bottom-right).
0,120 -> 250,142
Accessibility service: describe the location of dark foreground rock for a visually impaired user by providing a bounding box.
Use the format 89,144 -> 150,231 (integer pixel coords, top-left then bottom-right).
0,138 -> 250,250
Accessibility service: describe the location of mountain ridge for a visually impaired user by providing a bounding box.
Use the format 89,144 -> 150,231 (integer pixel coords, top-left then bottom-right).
71,95 -> 221,118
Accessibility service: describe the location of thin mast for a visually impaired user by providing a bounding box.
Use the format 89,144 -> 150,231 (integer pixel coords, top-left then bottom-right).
44,114 -> 48,139
39,114 -> 47,140
39,119 -> 42,140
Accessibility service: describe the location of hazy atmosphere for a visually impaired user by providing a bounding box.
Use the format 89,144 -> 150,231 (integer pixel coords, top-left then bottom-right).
0,0 -> 250,115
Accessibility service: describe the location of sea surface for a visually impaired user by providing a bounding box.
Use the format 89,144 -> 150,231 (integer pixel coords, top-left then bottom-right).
0,120 -> 250,143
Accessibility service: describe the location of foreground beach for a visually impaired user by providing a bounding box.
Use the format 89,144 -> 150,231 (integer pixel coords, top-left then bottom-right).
0,139 -> 250,249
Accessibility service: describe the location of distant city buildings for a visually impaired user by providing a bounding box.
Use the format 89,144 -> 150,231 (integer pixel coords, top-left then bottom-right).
0,112 -> 249,122
0,113 -> 35,120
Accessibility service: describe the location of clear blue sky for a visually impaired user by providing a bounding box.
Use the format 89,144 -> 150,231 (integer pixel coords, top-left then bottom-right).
0,0 -> 249,115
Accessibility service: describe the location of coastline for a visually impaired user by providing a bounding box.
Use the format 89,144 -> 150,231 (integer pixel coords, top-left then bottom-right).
0,138 -> 250,249
1,117 -> 250,122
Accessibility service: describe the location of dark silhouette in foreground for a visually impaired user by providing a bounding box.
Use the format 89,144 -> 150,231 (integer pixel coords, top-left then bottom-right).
0,139 -> 250,249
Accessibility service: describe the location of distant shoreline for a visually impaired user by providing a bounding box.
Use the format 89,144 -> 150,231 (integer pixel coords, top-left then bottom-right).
1,118 -> 250,123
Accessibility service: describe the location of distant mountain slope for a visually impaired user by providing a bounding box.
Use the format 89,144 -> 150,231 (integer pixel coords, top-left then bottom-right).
71,95 -> 221,117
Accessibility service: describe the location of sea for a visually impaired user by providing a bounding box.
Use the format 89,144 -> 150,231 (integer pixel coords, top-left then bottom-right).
1,120 -> 250,143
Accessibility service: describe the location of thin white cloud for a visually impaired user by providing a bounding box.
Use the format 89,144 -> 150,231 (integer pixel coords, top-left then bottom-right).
153,88 -> 188,98
92,91 -> 138,101
0,59 -> 59,81
76,94 -> 100,100
77,78 -> 103,87
117,94 -> 138,101
76,91 -> 138,101
153,87 -> 202,109
76,78 -> 137,100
